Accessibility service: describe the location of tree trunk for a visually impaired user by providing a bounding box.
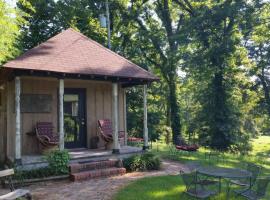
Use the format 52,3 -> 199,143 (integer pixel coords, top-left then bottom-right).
166,97 -> 171,126
168,77 -> 181,144
259,73 -> 270,116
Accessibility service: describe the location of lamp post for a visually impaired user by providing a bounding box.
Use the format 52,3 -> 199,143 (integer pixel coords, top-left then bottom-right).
99,0 -> 111,49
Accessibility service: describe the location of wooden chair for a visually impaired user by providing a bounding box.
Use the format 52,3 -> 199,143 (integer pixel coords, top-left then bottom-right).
0,169 -> 31,200
36,122 -> 59,147
98,119 -> 125,149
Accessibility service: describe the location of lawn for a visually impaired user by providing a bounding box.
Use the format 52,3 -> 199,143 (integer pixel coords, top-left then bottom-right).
114,136 -> 270,200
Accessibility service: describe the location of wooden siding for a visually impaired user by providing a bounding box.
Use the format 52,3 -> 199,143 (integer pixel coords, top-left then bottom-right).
5,77 -> 125,155
21,78 -> 58,154
6,81 -> 15,160
0,84 -> 7,162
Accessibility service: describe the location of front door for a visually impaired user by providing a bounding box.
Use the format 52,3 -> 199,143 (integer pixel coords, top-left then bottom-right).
64,88 -> 86,148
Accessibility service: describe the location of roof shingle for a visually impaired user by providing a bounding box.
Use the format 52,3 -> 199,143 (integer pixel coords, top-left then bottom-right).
3,28 -> 158,81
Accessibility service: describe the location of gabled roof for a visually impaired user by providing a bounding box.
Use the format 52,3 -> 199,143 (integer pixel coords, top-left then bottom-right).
3,28 -> 158,82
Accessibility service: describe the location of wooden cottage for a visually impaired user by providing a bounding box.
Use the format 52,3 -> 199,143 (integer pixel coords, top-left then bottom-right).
0,28 -> 158,165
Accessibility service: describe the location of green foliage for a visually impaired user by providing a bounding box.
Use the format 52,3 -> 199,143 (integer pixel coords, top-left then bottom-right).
3,0 -> 270,154
17,0 -> 61,51
13,150 -> 70,181
45,149 -> 70,174
14,167 -> 55,180
123,153 -> 161,172
183,0 -> 256,151
0,0 -> 26,64
126,84 -> 166,142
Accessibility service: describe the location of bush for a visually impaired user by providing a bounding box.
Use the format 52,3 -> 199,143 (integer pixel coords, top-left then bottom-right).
15,167 -> 54,180
45,149 -> 70,174
123,153 -> 161,172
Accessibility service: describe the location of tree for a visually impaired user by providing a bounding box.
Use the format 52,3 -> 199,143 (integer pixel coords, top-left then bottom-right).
17,0 -> 60,51
244,1 -> 270,117
0,0 -> 25,64
186,0 -> 255,151
118,0 -> 196,143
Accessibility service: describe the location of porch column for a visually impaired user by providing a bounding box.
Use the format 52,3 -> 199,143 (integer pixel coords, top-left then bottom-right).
112,83 -> 120,154
59,79 -> 65,150
15,77 -> 21,163
123,88 -> 127,145
143,84 -> 149,150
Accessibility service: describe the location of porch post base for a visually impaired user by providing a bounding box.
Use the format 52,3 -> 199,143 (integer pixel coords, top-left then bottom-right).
143,146 -> 149,151
112,149 -> 120,154
15,158 -> 22,165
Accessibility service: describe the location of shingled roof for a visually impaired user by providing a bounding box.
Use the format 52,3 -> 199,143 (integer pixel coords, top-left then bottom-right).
3,28 -> 158,82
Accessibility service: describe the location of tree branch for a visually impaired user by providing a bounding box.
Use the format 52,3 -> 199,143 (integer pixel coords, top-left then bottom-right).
173,0 -> 194,16
135,17 -> 167,62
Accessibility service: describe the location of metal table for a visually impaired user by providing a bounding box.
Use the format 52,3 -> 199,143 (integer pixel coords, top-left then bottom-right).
197,166 -> 252,193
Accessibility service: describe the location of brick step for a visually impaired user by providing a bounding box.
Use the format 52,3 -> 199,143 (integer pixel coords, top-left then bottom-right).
70,167 -> 126,181
69,159 -> 122,173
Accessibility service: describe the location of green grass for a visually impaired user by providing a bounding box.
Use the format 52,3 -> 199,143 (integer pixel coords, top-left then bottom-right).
114,136 -> 270,200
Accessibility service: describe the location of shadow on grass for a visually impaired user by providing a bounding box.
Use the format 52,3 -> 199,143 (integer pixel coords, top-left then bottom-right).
113,175 -> 248,200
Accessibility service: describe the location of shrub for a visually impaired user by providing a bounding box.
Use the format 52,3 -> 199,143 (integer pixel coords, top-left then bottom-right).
45,149 -> 70,174
123,153 -> 161,172
15,167 -> 54,180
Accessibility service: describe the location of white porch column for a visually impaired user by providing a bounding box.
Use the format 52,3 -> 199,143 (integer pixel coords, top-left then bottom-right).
59,79 -> 65,150
112,83 -> 120,153
123,88 -> 127,145
15,77 -> 21,163
143,84 -> 149,150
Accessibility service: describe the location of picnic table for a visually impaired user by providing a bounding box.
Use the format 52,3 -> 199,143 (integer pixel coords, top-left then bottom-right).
197,166 -> 252,193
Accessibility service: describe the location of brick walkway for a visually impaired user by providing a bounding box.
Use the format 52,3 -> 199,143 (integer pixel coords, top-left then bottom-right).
0,160 -> 188,200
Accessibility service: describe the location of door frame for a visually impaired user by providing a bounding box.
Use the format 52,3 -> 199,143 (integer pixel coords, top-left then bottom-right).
63,88 -> 87,149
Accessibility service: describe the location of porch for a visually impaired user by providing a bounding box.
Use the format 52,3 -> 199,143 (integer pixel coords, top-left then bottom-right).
0,28 -> 158,165
20,146 -> 142,170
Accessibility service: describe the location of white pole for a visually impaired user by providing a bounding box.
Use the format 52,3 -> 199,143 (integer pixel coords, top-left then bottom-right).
143,84 -> 149,150
123,88 -> 127,145
15,77 -> 21,163
106,0 -> 111,49
112,83 -> 119,153
59,79 -> 65,150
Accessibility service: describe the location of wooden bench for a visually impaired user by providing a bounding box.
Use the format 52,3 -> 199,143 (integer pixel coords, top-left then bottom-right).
0,169 -> 31,200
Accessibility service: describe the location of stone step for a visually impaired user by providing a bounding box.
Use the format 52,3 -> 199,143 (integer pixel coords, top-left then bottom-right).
69,159 -> 122,173
70,167 -> 126,181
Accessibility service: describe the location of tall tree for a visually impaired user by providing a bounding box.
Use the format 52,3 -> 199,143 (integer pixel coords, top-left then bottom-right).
17,0 -> 60,51
118,0 -> 195,143
186,0 -> 254,150
0,0 -> 25,64
244,1 -> 270,117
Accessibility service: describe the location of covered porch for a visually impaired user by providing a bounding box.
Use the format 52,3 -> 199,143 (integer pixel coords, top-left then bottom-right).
20,146 -> 142,170
0,28 -> 158,165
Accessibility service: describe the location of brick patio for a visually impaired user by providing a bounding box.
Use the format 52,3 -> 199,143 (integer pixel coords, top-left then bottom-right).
0,160 -> 188,200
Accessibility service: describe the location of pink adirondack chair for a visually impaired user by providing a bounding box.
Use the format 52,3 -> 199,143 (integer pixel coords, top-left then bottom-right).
98,119 -> 125,149
36,122 -> 59,147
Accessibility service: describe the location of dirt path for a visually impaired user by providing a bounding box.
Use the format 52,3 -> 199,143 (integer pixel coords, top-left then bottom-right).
0,160 -> 188,200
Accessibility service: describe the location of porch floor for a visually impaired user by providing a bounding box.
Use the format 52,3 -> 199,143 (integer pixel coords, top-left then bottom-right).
21,146 -> 142,169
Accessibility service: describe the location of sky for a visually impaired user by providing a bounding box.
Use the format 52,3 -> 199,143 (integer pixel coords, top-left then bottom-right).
5,0 -> 16,7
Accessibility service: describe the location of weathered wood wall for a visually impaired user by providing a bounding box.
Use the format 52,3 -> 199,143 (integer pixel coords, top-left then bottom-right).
6,81 -> 15,160
0,84 -> 7,162
6,77 -> 125,155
